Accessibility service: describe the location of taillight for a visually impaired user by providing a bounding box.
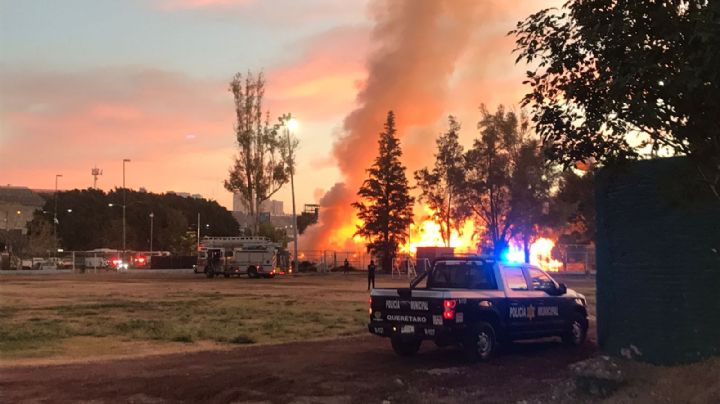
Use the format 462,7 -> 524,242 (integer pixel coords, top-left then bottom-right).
443,299 -> 456,320
368,297 -> 373,315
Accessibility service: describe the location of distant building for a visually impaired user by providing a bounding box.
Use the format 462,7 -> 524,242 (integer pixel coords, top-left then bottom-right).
261,200 -> 284,216
232,194 -> 284,216
0,186 -> 45,234
169,191 -> 203,199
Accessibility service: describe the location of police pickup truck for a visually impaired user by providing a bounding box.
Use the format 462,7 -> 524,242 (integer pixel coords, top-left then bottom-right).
368,256 -> 588,361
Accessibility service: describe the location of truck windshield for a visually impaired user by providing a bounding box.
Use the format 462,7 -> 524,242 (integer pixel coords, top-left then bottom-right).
428,261 -> 497,289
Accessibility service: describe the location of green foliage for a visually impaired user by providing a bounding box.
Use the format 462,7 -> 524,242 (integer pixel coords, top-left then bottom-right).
257,221 -> 288,247
461,105 -> 521,257
550,169 -> 596,244
33,189 -> 238,253
25,212 -> 55,256
507,138 -> 555,261
353,111 -> 415,271
414,115 -> 469,246
512,1 -> 720,199
460,105 -> 552,259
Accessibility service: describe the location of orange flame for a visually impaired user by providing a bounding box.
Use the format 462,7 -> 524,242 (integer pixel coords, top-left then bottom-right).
506,237 -> 563,272
400,206 -> 480,255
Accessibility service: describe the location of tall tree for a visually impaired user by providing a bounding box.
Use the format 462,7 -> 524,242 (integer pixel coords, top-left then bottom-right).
353,111 -> 415,272
460,105 -> 523,258
224,71 -> 295,233
512,1 -> 720,200
414,115 -> 468,246
549,169 -> 596,244
507,138 -> 554,262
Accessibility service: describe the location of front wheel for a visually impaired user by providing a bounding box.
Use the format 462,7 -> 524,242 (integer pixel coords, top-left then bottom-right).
562,313 -> 588,346
390,336 -> 421,357
463,322 -> 497,362
247,266 -> 258,279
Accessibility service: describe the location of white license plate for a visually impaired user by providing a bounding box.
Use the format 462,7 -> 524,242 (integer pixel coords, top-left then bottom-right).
401,325 -> 415,334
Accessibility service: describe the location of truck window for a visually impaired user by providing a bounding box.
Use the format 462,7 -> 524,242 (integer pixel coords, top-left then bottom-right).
527,267 -> 556,292
428,261 -> 497,289
502,266 -> 529,291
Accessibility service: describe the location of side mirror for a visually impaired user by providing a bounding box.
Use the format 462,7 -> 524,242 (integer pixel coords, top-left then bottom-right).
557,283 -> 567,295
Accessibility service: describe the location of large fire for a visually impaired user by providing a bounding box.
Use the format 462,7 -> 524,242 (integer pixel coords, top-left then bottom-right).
504,237 -> 563,272
400,206 -> 480,254
316,204 -> 563,273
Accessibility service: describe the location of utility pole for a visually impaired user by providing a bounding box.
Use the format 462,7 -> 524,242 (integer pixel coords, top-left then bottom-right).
149,212 -> 154,253
197,212 -> 200,252
54,174 -> 62,256
122,159 -> 131,262
284,116 -> 299,274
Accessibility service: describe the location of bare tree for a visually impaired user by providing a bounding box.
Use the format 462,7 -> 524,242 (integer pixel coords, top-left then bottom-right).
224,71 -> 295,233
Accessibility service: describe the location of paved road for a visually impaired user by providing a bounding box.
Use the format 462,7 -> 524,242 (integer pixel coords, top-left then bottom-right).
0,334 -> 595,404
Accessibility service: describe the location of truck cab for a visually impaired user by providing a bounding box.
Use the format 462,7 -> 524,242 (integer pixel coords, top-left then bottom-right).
369,256 -> 588,361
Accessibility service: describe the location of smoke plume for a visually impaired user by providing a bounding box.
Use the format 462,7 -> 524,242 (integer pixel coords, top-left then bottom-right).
300,0 -> 488,250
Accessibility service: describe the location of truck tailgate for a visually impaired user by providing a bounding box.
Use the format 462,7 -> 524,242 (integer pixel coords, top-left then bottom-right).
370,289 -> 442,329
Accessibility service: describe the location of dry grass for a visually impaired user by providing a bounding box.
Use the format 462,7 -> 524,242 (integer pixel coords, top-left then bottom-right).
1,272 -> 398,364
0,272 -> 597,365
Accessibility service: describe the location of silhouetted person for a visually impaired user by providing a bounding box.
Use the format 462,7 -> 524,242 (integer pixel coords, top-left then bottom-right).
343,258 -> 350,275
367,260 -> 376,290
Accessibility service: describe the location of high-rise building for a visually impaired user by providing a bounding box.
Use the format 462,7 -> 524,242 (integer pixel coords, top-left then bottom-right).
232,194 -> 284,216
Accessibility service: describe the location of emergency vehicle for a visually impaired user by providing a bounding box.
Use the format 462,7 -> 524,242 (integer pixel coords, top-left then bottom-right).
196,236 -> 280,278
368,256 -> 588,361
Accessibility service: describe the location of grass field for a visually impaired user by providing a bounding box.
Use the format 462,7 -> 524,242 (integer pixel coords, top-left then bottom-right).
0,271 -> 596,365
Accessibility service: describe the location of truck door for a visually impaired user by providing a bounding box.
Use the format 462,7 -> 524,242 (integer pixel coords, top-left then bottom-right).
524,266 -> 565,333
500,265 -> 536,338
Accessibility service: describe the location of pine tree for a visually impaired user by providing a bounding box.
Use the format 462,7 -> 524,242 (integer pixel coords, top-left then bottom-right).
353,111 -> 414,272
414,115 -> 468,247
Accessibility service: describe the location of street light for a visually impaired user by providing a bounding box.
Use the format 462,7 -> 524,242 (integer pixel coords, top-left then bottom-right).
54,174 -> 62,256
149,212 -> 154,253
122,158 -> 131,261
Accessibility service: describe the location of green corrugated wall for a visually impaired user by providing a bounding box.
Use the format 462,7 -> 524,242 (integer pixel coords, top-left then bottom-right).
596,157 -> 720,364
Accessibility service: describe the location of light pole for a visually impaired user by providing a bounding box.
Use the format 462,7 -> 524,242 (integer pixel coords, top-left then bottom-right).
54,174 -> 62,255
285,116 -> 299,274
122,158 -> 131,261
149,212 -> 154,253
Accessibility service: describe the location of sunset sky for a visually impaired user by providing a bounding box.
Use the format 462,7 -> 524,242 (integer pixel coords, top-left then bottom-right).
0,0 -> 555,213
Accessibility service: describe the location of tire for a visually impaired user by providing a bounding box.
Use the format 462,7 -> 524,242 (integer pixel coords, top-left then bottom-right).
205,266 -> 215,279
562,313 -> 588,346
248,266 -> 258,279
391,336 -> 422,357
223,272 -> 230,278
463,322 -> 497,362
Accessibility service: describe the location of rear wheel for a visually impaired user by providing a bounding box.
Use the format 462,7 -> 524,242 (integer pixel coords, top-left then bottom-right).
223,272 -> 230,278
562,313 -> 588,346
391,336 -> 421,357
205,266 -> 215,278
248,266 -> 258,279
463,322 -> 497,362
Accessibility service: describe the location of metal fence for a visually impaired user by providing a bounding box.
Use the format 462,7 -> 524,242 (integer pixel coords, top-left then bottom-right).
296,250 -> 372,272
555,244 -> 596,274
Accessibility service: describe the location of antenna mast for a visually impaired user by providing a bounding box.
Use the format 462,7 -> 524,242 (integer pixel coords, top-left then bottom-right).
91,166 -> 103,189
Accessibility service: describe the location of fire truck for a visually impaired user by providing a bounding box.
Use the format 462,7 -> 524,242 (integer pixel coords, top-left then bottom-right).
195,236 -> 281,279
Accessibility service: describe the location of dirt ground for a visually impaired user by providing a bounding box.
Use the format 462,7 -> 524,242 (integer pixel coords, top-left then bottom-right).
0,271 -> 604,403
1,271 -> 716,403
